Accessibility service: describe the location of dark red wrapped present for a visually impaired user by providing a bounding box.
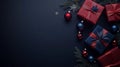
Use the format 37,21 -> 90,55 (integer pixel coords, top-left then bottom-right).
85,25 -> 114,54
77,0 -> 104,24
97,47 -> 120,67
106,4 -> 120,22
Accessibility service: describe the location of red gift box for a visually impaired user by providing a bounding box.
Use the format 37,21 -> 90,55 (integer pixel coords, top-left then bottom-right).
97,47 -> 120,67
77,0 -> 104,24
106,4 -> 120,22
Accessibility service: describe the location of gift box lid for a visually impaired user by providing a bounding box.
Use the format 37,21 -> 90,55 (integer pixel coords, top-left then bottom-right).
98,47 -> 120,67
77,0 -> 104,24
106,3 -> 120,22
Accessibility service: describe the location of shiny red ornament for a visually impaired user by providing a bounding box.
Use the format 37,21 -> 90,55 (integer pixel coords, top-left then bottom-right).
82,48 -> 88,57
77,31 -> 83,40
64,11 -> 72,21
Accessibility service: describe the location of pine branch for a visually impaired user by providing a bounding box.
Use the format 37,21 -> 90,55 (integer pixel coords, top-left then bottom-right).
60,0 -> 84,12
116,30 -> 120,48
74,46 -> 99,67
96,0 -> 119,5
115,23 -> 120,48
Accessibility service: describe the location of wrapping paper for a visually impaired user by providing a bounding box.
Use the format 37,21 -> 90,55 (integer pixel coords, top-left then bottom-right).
106,3 -> 120,22
85,25 -> 114,54
77,0 -> 104,24
98,47 -> 120,67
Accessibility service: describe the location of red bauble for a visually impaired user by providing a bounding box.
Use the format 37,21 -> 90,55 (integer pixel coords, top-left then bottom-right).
64,11 -> 72,21
77,31 -> 83,40
82,48 -> 88,57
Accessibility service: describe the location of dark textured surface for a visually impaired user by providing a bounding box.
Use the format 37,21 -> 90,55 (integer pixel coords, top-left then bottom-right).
0,0 -> 76,67
0,0 -> 119,67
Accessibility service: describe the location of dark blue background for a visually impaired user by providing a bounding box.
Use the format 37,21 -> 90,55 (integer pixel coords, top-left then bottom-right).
0,0 -> 119,67
0,0 -> 77,67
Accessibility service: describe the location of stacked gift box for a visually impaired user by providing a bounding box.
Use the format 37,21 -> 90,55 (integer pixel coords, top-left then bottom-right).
77,0 -> 120,66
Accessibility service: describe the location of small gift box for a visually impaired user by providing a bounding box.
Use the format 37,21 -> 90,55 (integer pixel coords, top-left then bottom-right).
85,25 -> 114,54
77,0 -> 104,24
97,47 -> 120,67
106,3 -> 120,22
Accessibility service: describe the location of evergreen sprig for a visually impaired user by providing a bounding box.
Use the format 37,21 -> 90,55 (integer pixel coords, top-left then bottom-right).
115,23 -> 120,48
95,0 -> 119,5
74,46 -> 99,67
60,0 -> 84,12
60,0 -> 119,13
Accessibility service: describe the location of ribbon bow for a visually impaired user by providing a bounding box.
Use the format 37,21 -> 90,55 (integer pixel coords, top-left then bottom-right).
83,1 -> 99,19
108,4 -> 120,19
90,29 -> 109,49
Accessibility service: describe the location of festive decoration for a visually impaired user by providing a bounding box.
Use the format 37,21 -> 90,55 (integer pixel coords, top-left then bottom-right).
82,48 -> 88,57
115,29 -> 120,48
64,11 -> 72,21
85,25 -> 114,54
91,6 -> 98,12
112,39 -> 118,46
60,0 -> 119,12
77,0 -> 104,24
77,31 -> 83,40
114,22 -> 120,47
97,47 -> 120,67
111,25 -> 119,33
88,55 -> 94,63
60,0 -> 83,12
106,3 -> 120,22
77,20 -> 84,31
74,46 -> 99,67
60,0 -> 120,67
96,0 -> 119,5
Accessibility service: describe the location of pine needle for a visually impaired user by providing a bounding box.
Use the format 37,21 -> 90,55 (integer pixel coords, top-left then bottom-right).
74,46 -> 99,67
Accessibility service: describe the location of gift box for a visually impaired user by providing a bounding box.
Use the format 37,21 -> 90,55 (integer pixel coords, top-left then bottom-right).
106,3 -> 120,22
77,0 -> 104,24
85,25 -> 114,54
97,47 -> 120,67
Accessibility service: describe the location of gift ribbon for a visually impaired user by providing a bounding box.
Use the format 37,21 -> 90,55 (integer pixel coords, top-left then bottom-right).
83,0 -> 99,19
90,29 -> 109,48
108,4 -> 120,19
